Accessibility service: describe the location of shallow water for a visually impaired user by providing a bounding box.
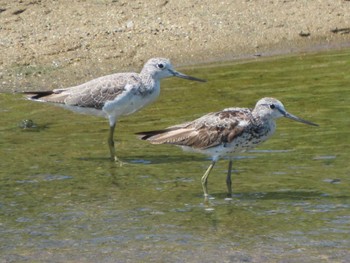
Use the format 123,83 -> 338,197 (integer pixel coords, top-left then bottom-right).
1,49 -> 350,262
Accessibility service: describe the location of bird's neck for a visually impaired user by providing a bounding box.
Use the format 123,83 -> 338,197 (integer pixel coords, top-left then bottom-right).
139,73 -> 160,96
140,72 -> 157,85
252,112 -> 277,137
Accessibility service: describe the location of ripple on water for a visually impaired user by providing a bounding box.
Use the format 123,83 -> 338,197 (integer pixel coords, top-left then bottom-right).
313,155 -> 337,160
15,174 -> 73,184
130,159 -> 152,164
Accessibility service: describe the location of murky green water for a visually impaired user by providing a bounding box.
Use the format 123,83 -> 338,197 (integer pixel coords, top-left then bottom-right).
1,50 -> 350,262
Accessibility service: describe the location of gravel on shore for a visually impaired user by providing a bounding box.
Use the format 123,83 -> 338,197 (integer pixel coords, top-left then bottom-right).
0,0 -> 349,91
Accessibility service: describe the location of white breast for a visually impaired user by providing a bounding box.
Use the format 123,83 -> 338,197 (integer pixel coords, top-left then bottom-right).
102,83 -> 160,121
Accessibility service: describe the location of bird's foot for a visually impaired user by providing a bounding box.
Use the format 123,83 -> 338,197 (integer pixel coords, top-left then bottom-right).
112,156 -> 126,166
225,193 -> 242,200
203,194 -> 215,201
203,195 -> 215,211
224,192 -> 233,200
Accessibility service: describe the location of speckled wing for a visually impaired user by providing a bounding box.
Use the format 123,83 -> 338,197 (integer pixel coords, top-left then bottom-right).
37,73 -> 141,109
138,108 -> 253,149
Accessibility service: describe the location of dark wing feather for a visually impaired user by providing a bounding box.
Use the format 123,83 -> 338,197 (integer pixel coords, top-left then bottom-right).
23,90 -> 70,104
22,91 -> 55,100
136,128 -> 178,140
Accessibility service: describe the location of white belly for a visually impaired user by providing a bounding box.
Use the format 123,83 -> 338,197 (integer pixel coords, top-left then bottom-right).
181,131 -> 274,161
102,88 -> 160,122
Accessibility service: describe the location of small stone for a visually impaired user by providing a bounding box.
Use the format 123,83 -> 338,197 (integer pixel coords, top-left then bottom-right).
299,31 -> 311,37
126,21 -> 134,29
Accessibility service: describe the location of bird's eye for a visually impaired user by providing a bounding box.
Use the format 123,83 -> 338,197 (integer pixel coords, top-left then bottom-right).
269,104 -> 275,109
157,63 -> 164,69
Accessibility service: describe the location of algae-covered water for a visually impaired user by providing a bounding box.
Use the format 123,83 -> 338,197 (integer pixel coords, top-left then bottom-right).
0,49 -> 349,262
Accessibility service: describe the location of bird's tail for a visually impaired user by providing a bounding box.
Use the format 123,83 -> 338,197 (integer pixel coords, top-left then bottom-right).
136,129 -> 171,141
20,91 -> 54,100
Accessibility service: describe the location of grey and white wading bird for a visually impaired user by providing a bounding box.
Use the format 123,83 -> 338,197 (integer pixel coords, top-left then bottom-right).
23,58 -> 206,162
137,97 -> 318,198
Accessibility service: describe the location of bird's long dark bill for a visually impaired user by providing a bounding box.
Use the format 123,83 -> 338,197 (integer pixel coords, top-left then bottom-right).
284,112 -> 319,126
171,70 -> 206,82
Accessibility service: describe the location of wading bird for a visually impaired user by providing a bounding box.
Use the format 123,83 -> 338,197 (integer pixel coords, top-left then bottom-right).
24,58 -> 206,163
137,97 -> 318,197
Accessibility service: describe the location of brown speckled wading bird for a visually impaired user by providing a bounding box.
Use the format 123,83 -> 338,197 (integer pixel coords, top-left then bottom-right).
23,58 -> 206,163
137,97 -> 318,197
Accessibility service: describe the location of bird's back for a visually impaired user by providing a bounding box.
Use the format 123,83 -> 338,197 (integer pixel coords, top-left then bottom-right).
54,73 -> 141,108
141,108 -> 250,145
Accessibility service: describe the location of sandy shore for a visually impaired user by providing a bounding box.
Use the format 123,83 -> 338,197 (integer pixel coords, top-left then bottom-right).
0,0 -> 349,91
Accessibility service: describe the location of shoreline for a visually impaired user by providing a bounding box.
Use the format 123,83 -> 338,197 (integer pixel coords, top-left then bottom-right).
179,38 -> 350,68
0,0 -> 349,92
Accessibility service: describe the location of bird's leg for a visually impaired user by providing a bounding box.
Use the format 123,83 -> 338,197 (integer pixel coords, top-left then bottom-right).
108,123 -> 122,165
201,161 -> 216,197
226,160 -> 233,198
108,123 -> 117,161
